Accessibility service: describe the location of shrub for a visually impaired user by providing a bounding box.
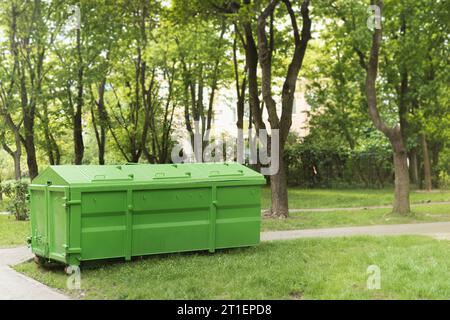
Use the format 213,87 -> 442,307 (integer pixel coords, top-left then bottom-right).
284,132 -> 393,188
1,180 -> 29,221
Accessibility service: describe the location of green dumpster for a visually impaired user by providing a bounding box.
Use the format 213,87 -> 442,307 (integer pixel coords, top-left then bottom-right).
29,163 -> 265,266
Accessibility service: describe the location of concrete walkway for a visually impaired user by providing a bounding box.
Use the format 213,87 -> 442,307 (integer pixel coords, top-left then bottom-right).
0,246 -> 69,300
261,221 -> 450,241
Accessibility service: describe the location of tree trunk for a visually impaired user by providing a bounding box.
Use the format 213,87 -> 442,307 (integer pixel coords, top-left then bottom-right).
392,147 -> 411,214
19,57 -> 38,179
256,0 -> 311,217
13,151 -> 21,180
92,80 -> 108,165
74,27 -> 84,165
233,26 -> 247,164
98,138 -> 105,165
17,0 -> 44,180
421,134 -> 432,191
430,142 -> 442,188
243,20 -> 265,132
3,116 -> 22,180
269,155 -> 289,217
204,23 -> 226,143
97,95 -> 107,166
408,148 -> 419,185
3,142 -> 22,181
23,112 -> 39,179
51,134 -> 61,165
1,4 -> 21,181
23,140 -> 38,179
364,0 -> 410,215
74,105 -> 84,165
39,105 -> 56,165
236,85 -> 245,164
44,130 -> 55,165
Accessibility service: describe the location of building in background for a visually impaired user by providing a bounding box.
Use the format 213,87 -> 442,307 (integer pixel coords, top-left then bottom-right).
170,79 -> 311,162
210,79 -> 311,139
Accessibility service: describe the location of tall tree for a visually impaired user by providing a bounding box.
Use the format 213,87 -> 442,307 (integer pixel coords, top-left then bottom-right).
0,2 -> 22,180
106,0 -> 178,164
106,0 -> 154,163
232,24 -> 248,162
365,0 -> 410,214
88,2 -> 125,165
53,0 -> 107,165
14,0 -> 55,178
257,0 -> 311,217
1,0 -> 57,179
175,19 -> 228,160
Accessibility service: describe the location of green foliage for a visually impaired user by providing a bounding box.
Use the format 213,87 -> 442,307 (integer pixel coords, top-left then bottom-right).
284,130 -> 392,188
0,0 -> 448,192
300,0 -> 450,189
1,180 -> 29,221
438,148 -> 450,189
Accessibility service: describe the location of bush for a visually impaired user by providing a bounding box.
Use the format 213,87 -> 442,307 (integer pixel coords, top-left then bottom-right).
284,132 -> 393,188
438,147 -> 450,189
1,180 -> 29,221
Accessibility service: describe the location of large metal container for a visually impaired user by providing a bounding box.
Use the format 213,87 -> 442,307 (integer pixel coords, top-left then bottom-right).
28,163 -> 265,266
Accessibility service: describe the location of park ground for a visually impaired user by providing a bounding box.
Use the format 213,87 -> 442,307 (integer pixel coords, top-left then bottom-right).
261,187 -> 450,209
13,236 -> 450,299
1,188 -> 450,299
0,215 -> 30,248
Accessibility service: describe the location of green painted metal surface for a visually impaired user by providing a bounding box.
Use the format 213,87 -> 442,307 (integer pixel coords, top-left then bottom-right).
29,163 -> 265,266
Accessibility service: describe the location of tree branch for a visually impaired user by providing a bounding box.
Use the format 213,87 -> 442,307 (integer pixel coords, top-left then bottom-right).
365,0 -> 395,139
258,0 -> 280,129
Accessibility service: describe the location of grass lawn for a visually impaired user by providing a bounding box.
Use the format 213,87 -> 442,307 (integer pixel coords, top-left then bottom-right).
0,214 -> 30,248
261,188 -> 450,209
15,236 -> 450,299
262,203 -> 450,231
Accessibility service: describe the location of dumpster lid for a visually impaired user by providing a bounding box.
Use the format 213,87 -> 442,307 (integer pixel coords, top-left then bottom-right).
32,163 -> 265,185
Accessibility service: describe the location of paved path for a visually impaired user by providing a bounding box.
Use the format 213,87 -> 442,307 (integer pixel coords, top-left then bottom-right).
261,221 -> 450,241
0,246 -> 69,300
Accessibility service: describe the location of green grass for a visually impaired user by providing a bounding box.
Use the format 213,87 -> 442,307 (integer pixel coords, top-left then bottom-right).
262,203 -> 450,231
15,236 -> 450,299
261,188 -> 450,209
0,214 -> 30,248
